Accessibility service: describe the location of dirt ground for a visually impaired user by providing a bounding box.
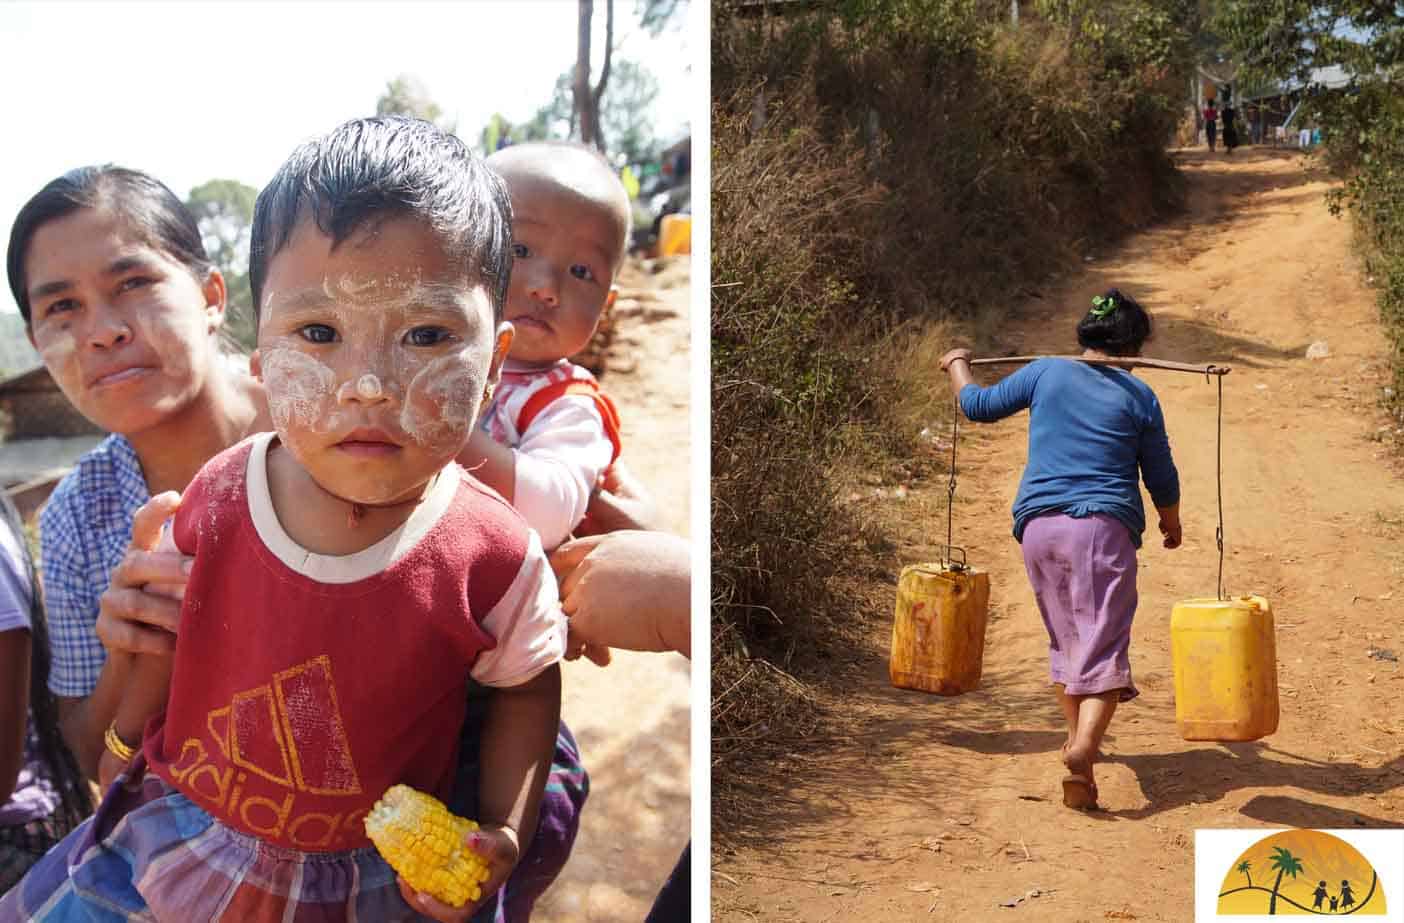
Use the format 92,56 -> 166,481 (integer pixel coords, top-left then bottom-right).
712,148 -> 1404,920
534,257 -> 693,921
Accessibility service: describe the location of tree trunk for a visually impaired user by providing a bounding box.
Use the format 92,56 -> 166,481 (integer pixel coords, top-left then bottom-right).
1269,869 -> 1284,914
575,0 -> 598,147
589,0 -> 614,154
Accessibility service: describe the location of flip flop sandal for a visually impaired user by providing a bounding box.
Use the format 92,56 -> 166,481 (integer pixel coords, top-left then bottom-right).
1061,773 -> 1098,810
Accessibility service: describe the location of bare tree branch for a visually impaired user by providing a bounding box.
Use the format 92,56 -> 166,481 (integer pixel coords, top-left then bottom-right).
592,0 -> 615,153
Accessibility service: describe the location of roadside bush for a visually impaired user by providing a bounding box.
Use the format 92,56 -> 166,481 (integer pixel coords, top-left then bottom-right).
712,82 -> 907,781
1323,86 -> 1404,430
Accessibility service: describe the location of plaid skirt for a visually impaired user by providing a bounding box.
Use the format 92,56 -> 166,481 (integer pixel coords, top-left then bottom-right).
0,725 -> 588,923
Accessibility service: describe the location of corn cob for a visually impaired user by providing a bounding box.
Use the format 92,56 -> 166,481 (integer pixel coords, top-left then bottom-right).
364,784 -> 492,908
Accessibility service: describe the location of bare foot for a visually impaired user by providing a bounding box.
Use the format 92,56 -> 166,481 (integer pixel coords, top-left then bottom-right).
1061,744 -> 1099,810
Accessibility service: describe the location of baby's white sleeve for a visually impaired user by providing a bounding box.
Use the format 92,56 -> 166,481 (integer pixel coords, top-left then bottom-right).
471,531 -> 568,688
510,395 -> 614,550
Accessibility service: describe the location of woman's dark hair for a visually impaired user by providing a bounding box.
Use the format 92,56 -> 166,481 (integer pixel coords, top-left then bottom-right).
249,116 -> 514,324
0,496 -> 92,832
6,166 -> 213,325
1076,287 -> 1152,357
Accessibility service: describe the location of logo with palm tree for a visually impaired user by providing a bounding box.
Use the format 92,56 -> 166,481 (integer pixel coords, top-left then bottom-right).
1217,830 -> 1386,915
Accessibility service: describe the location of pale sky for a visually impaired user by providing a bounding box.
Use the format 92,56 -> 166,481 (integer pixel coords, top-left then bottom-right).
0,0 -> 692,315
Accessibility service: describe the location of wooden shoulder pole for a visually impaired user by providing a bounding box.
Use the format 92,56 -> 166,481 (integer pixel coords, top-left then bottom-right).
968,355 -> 1231,375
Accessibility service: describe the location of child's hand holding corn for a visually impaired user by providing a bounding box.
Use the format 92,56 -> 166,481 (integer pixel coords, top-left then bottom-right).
396,823 -> 519,922
367,784 -> 520,920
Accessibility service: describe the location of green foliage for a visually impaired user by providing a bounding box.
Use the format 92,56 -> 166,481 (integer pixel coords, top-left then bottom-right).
637,0 -> 687,34
601,59 -> 664,163
186,179 -> 258,352
375,74 -> 456,134
518,61 -> 664,163
1215,1 -> 1404,426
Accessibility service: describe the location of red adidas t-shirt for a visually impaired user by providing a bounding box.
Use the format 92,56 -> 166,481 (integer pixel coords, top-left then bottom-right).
142,435 -> 564,852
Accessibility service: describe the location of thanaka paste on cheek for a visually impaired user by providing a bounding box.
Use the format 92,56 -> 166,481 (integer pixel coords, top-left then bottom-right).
399,355 -> 486,453
129,301 -> 204,386
259,347 -> 337,436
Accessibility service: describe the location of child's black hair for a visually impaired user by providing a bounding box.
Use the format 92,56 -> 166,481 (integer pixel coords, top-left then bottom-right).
1076,287 -> 1152,357
0,496 -> 93,832
249,116 -> 513,324
6,166 -> 214,325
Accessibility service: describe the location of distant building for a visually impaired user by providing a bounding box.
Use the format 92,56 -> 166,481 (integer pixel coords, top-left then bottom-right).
0,364 -> 104,521
1237,65 -> 1356,146
0,365 -> 102,440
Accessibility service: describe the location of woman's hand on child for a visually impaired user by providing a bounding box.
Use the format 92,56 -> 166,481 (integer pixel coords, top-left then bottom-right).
939,348 -> 973,371
576,460 -> 664,535
397,824 -> 520,922
96,492 -> 187,658
550,530 -> 692,661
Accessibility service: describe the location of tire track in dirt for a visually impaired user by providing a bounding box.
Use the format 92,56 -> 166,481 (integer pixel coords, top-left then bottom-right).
714,149 -> 1404,921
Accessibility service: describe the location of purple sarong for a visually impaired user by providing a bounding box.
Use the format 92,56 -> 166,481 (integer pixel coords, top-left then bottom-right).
1021,513 -> 1139,701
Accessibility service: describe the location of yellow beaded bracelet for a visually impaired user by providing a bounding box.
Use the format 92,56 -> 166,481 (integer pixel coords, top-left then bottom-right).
104,723 -> 137,763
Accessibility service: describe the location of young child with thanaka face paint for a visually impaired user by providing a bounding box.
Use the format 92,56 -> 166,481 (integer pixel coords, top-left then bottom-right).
458,142 -> 632,553
0,118 -> 566,923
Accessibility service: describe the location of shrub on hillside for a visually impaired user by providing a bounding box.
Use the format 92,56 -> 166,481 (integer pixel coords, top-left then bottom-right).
711,82 -> 904,773
711,0 -> 1199,820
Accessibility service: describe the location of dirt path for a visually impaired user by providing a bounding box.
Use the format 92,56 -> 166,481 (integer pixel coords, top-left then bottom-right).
713,148 -> 1404,921
535,258 -> 692,921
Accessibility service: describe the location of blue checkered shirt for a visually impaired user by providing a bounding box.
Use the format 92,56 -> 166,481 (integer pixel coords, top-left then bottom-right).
40,435 -> 150,698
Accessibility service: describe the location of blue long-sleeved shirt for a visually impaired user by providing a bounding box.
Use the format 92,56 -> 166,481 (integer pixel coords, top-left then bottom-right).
959,358 -> 1179,548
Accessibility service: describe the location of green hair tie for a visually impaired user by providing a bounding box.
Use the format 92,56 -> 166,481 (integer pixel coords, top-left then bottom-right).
1090,294 -> 1118,318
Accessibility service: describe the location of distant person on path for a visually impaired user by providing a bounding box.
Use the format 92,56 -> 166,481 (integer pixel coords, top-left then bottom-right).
1331,895 -> 1340,911
1222,102 -> 1239,154
1314,880 -> 1329,910
1341,880 -> 1356,909
1203,100 -> 1218,151
939,289 -> 1182,811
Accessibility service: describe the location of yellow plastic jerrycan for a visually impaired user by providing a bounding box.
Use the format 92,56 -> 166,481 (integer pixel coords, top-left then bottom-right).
658,214 -> 691,257
890,555 -> 990,696
1170,595 -> 1279,741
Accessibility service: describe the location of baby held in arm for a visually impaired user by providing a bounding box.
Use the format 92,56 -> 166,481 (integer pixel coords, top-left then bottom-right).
460,142 -> 634,553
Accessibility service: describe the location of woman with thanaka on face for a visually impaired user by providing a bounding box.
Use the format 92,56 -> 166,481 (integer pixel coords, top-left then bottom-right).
1,116 -> 563,921
6,167 -> 267,785
1,138 -> 583,920
459,142 -> 633,555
